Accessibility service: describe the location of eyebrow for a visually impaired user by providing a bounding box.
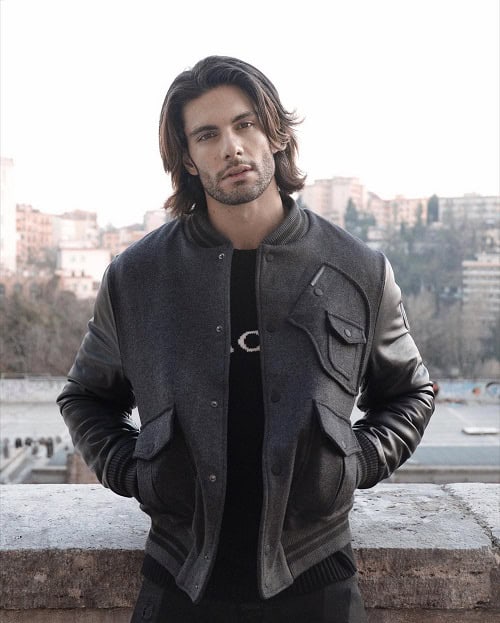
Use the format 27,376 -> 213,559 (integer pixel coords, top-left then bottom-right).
188,110 -> 256,138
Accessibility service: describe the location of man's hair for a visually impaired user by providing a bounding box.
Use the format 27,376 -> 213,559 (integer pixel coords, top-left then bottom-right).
159,55 -> 306,218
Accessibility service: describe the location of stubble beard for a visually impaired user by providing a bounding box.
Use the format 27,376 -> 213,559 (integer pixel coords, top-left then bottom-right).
200,151 -> 276,206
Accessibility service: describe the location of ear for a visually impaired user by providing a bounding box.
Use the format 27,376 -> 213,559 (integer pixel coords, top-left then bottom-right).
183,153 -> 198,176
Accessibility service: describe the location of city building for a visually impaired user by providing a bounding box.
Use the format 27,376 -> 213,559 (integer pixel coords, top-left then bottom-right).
299,176 -> 366,227
385,196 -> 428,229
439,194 -> 500,227
462,253 -> 500,323
299,177 -> 431,231
365,192 -> 390,229
101,223 -> 147,257
55,247 -> 112,299
0,158 -> 17,274
16,204 -> 56,267
53,210 -> 100,248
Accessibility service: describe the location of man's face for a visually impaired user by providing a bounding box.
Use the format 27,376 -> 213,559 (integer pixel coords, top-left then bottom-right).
182,85 -> 279,207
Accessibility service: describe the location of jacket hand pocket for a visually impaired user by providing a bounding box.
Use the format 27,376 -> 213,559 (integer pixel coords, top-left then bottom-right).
133,407 -> 196,518
287,400 -> 361,521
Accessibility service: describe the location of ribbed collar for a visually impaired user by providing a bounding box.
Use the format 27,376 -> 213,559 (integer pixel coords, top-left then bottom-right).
183,195 -> 310,248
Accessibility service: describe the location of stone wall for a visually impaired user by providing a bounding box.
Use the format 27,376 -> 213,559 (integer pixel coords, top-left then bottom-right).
0,483 -> 498,622
0,377 -> 66,403
2,376 -> 499,404
65,452 -> 99,484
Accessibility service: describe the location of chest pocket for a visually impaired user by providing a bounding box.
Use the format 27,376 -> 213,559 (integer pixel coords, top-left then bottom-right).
288,264 -> 369,395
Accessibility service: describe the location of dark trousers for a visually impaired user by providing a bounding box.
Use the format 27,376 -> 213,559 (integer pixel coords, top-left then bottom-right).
131,575 -> 367,623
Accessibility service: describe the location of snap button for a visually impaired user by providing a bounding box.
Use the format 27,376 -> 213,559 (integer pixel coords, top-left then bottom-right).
314,287 -> 324,296
208,473 -> 217,482
266,253 -> 274,262
216,325 -> 223,333
210,400 -> 218,408
344,328 -> 352,338
270,390 -> 281,403
218,253 -> 225,260
204,554 -> 210,560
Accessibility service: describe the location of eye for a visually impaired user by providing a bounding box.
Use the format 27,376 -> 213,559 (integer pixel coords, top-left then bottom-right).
237,121 -> 254,130
197,131 -> 217,142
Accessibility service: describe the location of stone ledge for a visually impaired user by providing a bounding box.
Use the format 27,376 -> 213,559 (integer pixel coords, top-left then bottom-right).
1,483 -> 498,621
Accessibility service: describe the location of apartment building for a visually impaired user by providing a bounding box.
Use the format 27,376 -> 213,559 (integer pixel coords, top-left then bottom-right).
299,176 -> 431,231
55,247 -> 112,299
462,253 -> 500,323
53,210 -> 100,248
299,177 -> 366,227
101,211 -> 167,257
366,192 -> 391,229
439,194 -> 500,226
386,196 -> 428,228
16,204 -> 55,266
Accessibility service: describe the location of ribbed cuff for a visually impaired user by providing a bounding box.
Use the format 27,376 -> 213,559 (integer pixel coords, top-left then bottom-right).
354,431 -> 382,489
290,543 -> 356,595
105,439 -> 139,499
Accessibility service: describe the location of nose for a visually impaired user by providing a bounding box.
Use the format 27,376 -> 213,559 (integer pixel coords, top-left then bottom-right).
221,129 -> 243,160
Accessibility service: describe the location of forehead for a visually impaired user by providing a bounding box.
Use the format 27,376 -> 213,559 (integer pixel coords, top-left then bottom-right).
183,85 -> 256,134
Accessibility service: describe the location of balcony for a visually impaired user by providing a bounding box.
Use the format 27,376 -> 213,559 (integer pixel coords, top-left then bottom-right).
1,483 -> 498,622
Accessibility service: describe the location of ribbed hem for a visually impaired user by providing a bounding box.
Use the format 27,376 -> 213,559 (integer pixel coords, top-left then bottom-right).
141,542 -> 356,602
354,430 -> 382,488
287,542 -> 356,596
105,438 -> 139,498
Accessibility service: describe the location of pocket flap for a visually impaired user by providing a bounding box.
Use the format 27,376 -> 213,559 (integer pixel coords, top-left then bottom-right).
315,401 -> 361,456
326,312 -> 366,345
133,407 -> 174,460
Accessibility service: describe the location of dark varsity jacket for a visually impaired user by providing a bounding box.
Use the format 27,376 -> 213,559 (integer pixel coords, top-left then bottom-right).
57,198 -> 434,603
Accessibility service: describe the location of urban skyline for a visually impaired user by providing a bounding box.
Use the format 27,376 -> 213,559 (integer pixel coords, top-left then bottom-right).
1,0 -> 498,227
3,154 -> 498,230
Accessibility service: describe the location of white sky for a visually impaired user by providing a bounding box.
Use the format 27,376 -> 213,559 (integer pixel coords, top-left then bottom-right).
1,0 -> 499,227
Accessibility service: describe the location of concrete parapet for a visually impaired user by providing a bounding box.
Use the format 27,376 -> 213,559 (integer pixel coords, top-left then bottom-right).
0,483 -> 498,622
0,376 -> 66,403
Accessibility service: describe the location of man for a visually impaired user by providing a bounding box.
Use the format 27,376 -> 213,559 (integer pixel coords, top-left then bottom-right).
58,56 -> 434,622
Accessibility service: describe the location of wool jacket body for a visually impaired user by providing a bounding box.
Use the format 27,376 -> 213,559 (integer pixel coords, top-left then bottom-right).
58,200 -> 434,603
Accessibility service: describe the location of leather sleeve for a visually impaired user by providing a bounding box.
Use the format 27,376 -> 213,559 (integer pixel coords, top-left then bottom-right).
353,257 -> 435,488
57,265 -> 140,498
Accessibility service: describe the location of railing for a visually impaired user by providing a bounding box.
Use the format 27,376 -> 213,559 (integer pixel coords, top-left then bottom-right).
0,483 -> 498,622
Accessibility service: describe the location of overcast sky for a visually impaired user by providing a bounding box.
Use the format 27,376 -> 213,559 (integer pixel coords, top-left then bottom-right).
1,0 -> 499,227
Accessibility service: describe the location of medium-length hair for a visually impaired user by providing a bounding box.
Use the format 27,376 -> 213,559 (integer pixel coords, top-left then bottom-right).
159,55 -> 306,218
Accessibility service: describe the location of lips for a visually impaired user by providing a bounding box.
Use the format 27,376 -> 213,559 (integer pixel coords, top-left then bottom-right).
222,164 -> 252,179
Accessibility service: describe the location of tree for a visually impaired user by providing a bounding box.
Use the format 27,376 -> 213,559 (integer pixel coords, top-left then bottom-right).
427,194 -> 439,224
344,198 -> 375,241
0,287 -> 93,375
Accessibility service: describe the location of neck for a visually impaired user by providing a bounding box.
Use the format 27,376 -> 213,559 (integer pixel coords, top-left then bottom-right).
206,182 -> 285,250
